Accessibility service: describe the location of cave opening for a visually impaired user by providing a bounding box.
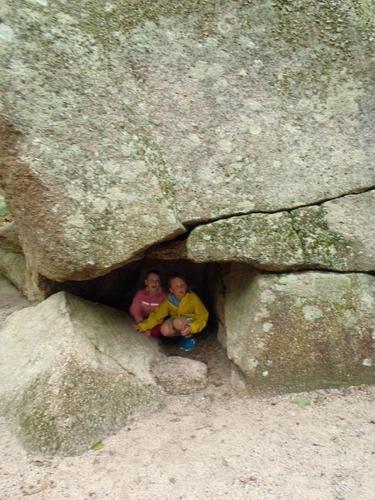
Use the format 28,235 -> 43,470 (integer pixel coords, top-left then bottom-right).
46,258 -> 225,348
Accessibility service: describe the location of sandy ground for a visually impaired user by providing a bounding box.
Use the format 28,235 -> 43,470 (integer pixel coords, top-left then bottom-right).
1,298 -> 375,500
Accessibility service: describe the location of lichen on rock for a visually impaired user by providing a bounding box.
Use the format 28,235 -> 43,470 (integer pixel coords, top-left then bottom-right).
222,264 -> 375,391
188,190 -> 375,272
0,292 -> 164,455
1,0 -> 374,281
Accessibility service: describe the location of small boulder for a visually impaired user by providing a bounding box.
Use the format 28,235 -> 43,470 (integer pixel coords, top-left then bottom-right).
152,356 -> 208,395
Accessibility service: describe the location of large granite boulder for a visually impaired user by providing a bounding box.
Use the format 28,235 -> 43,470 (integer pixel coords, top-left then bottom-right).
188,190 -> 375,272
222,265 -> 375,390
0,292 -> 164,455
1,0 -> 374,281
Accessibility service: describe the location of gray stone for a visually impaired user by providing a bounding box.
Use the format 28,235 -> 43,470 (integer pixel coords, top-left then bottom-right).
0,274 -> 30,323
0,221 -> 22,253
188,191 -> 375,272
1,1 -> 374,281
0,247 -> 43,301
152,356 -> 208,394
222,264 -> 375,390
188,212 -> 304,270
0,247 -> 27,291
0,292 -> 164,455
291,190 -> 375,272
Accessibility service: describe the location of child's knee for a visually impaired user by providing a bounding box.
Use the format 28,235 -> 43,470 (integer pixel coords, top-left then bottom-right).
172,318 -> 185,331
161,321 -> 175,337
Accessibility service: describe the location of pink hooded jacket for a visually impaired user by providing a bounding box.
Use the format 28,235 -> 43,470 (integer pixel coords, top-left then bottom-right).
129,288 -> 167,323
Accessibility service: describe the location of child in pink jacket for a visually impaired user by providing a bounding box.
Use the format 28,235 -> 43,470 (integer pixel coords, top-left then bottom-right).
129,270 -> 167,337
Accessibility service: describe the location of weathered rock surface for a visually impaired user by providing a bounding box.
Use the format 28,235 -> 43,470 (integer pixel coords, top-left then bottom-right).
188,211 -> 304,270
0,247 -> 27,292
0,274 -> 30,323
222,265 -> 375,390
0,221 -> 22,253
0,192 -> 10,220
292,190 -> 375,271
0,292 -> 164,455
152,356 -> 208,395
0,247 -> 43,301
1,1 -> 374,280
188,190 -> 375,272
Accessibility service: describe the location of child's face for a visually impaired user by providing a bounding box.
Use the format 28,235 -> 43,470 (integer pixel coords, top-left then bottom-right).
169,277 -> 187,300
145,273 -> 161,291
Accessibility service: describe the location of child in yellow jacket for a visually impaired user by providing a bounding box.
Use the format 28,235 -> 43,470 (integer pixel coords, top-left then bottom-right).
136,274 -> 209,351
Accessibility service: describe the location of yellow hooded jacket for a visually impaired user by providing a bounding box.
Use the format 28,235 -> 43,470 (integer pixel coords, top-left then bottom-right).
137,291 -> 209,334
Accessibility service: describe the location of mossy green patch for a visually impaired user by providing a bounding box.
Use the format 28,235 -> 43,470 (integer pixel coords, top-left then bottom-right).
290,206 -> 350,268
0,196 -> 11,218
7,375 -> 62,454
188,213 -> 304,268
56,0 -> 224,46
132,131 -> 177,212
0,207 -> 11,219
7,358 -> 160,456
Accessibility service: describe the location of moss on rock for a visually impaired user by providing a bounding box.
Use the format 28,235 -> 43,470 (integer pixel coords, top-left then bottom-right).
9,358 -> 159,455
290,205 -> 351,268
2,0 -> 374,280
223,266 -> 375,392
0,292 -> 164,455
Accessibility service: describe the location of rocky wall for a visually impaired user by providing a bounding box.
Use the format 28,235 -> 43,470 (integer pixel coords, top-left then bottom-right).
221,264 -> 375,391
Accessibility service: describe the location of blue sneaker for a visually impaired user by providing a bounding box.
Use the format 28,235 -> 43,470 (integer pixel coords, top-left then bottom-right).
178,336 -> 196,352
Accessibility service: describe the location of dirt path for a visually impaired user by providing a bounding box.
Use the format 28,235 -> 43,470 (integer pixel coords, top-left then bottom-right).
1,357 -> 375,499
1,300 -> 375,499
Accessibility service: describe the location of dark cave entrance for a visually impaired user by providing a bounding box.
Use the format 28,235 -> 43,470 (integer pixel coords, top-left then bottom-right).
46,258 -> 223,336
43,258 -> 233,386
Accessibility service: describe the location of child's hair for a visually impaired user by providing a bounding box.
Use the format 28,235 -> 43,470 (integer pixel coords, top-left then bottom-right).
168,273 -> 188,286
145,269 -> 160,279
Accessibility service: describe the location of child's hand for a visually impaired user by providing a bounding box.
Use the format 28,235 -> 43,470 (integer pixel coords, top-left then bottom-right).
181,325 -> 192,336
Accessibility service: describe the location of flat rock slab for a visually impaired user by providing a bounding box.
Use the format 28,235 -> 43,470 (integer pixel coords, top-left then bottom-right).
188,190 -> 375,272
152,356 -> 208,395
0,292 -> 164,456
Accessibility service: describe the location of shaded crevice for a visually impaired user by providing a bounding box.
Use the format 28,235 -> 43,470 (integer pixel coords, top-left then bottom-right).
254,267 -> 375,277
47,260 -> 220,333
136,186 -> 374,276
125,185 -> 375,279
182,185 -> 375,232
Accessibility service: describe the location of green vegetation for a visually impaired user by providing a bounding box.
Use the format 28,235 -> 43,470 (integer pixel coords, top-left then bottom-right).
0,196 -> 12,222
